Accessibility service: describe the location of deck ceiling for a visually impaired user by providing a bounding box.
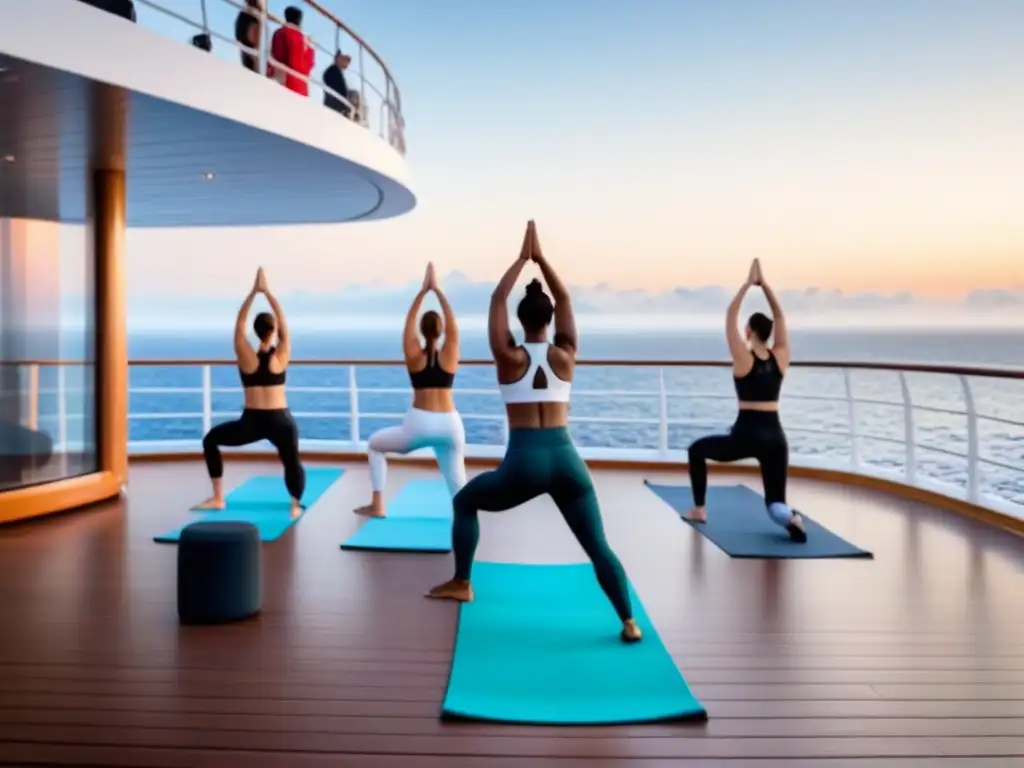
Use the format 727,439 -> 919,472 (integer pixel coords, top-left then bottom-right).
0,459 -> 1021,764
0,54 -> 398,227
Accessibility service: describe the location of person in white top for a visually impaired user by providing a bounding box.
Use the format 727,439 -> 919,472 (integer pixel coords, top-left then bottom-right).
354,263 -> 466,517
426,221 -> 642,644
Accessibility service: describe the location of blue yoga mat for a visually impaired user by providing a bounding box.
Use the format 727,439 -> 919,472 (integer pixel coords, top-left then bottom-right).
644,481 -> 873,559
441,562 -> 707,725
154,468 -> 344,543
341,478 -> 453,552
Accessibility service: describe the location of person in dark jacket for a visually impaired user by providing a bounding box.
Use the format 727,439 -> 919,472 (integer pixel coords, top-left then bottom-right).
234,0 -> 263,72
323,50 -> 353,117
77,0 -> 136,22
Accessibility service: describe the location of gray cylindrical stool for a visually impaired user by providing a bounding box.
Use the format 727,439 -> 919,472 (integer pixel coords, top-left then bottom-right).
177,521 -> 262,625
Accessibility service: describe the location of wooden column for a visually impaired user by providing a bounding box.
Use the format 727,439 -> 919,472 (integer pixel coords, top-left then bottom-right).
93,169 -> 128,487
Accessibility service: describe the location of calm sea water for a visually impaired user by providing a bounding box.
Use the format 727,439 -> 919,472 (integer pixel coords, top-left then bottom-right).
31,327 -> 1024,506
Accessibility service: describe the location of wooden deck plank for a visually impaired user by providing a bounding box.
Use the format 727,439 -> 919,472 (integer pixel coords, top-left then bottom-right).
0,459 -> 1022,764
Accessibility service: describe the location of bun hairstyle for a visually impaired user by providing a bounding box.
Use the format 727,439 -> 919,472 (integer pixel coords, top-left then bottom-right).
517,279 -> 555,333
253,312 -> 276,342
747,312 -> 774,343
420,310 -> 443,364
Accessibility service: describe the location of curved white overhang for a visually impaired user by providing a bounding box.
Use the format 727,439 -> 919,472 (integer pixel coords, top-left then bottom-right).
0,0 -> 416,227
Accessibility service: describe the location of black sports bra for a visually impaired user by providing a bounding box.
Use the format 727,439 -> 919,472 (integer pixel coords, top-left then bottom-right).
409,351 -> 455,390
733,351 -> 783,402
239,349 -> 287,388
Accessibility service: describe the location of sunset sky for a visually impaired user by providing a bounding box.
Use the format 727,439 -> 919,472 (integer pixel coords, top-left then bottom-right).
126,0 -> 1023,299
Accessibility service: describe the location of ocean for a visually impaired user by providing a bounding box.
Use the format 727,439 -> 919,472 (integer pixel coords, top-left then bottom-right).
28,327 -> 1024,508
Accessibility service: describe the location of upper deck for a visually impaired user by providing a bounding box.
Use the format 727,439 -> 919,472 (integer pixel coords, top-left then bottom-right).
0,0 -> 414,226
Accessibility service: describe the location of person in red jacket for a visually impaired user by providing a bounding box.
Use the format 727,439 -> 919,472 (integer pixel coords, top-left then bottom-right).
267,6 -> 315,96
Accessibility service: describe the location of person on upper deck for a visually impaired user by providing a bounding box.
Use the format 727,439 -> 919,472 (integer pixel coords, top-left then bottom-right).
685,258 -> 807,543
234,0 -> 263,72
267,6 -> 315,97
76,0 -> 136,23
196,268 -> 306,518
323,50 -> 353,118
425,221 -> 643,644
354,263 -> 466,517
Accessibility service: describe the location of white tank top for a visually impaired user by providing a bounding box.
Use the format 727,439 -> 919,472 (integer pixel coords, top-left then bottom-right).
499,342 -> 572,404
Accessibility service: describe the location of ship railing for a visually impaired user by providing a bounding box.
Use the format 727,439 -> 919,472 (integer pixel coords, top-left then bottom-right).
129,0 -> 405,154
8,358 -> 1024,521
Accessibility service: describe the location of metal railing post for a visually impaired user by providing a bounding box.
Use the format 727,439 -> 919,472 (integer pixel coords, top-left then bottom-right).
348,365 -> 360,445
201,365 -> 212,435
657,368 -> 669,457
258,4 -> 269,74
26,364 -> 39,430
898,371 -> 916,484
843,368 -> 859,468
199,0 -> 209,37
57,365 -> 68,452
960,374 -> 980,503
358,43 -> 368,130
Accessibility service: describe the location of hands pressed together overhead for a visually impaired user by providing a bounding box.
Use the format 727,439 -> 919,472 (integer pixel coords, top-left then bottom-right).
746,258 -> 764,288
254,267 -> 269,293
518,219 -> 548,263
422,261 -> 438,292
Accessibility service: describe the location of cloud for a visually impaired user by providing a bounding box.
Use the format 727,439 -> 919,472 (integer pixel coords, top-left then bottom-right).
126,272 -> 947,324
963,288 -> 1024,308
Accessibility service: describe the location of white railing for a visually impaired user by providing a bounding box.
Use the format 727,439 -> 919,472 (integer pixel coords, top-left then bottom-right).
9,359 -> 1024,521
126,0 -> 405,154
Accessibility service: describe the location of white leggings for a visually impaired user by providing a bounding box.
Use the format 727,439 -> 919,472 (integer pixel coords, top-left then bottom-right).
367,408 -> 467,497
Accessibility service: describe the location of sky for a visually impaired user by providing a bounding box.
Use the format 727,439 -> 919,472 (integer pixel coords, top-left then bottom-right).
16,0 -> 1024,326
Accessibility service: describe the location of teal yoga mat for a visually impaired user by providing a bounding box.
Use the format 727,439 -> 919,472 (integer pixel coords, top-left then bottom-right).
644,480 -> 873,559
341,478 -> 453,552
441,562 -> 707,724
154,468 -> 344,543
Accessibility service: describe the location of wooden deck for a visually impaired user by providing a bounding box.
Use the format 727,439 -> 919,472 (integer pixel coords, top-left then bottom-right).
0,459 -> 1022,767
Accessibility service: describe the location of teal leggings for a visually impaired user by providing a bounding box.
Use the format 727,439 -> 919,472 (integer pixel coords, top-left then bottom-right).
451,427 -> 633,622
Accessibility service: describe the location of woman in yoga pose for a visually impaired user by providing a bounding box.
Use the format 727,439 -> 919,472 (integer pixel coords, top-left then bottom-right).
686,258 -> 806,542
196,267 -> 306,517
354,263 -> 466,517
426,221 -> 642,643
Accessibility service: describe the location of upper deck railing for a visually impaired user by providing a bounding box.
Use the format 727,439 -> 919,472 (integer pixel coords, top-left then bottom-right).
127,0 -> 405,154
9,358 -> 1024,522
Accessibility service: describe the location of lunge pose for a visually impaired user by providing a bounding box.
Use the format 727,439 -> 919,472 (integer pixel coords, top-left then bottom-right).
196,268 -> 306,517
426,221 -> 642,643
354,263 -> 466,517
686,259 -> 807,542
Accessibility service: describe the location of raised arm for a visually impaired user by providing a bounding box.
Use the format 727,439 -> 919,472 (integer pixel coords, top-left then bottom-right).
726,260 -> 759,367
404,264 -> 432,365
488,223 -> 533,362
530,222 -> 576,355
434,282 -> 459,364
758,271 -> 790,368
263,290 -> 290,365
234,271 -> 261,367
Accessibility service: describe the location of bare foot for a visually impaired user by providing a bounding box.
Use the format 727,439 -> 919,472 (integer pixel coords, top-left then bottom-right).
425,578 -> 473,602
290,501 -> 304,520
194,497 -> 225,511
353,503 -> 385,518
786,512 -> 807,543
685,506 -> 707,523
621,619 -> 643,643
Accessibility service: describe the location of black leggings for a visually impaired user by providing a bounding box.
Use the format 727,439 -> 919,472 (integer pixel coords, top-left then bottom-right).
202,409 -> 305,501
451,427 -> 633,623
688,410 -> 788,508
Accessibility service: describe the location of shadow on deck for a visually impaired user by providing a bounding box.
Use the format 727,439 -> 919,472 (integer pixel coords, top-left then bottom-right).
0,460 -> 1022,766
